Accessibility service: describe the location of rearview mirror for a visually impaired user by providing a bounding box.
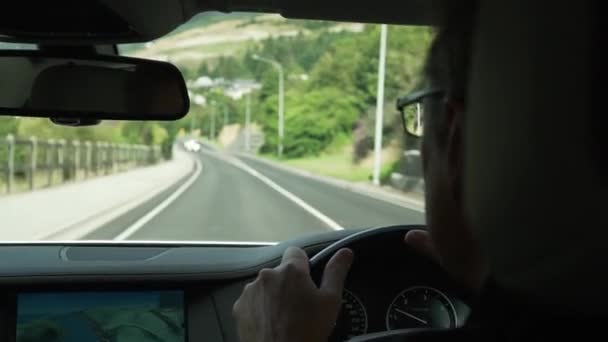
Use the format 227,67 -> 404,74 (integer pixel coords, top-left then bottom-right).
0,51 -> 189,122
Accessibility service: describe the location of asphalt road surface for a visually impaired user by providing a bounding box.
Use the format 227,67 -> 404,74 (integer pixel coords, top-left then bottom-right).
87,147 -> 425,242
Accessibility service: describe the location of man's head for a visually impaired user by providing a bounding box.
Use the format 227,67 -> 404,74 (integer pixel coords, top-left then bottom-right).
416,1 -> 487,289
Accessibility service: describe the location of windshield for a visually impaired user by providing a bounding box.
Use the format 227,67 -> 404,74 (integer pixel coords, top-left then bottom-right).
0,13 -> 430,243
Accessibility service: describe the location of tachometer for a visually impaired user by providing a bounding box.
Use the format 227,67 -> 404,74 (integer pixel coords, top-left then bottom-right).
330,289 -> 368,341
386,286 -> 457,330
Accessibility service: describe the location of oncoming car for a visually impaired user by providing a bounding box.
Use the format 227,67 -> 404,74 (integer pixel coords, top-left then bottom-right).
184,139 -> 201,152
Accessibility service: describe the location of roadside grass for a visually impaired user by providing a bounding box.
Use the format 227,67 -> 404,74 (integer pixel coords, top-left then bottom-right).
263,149 -> 399,184
282,152 -> 373,182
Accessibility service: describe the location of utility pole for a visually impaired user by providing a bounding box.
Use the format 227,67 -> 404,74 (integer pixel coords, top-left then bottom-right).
224,106 -> 229,127
245,91 -> 252,152
210,106 -> 216,140
372,24 -> 388,186
191,94 -> 206,136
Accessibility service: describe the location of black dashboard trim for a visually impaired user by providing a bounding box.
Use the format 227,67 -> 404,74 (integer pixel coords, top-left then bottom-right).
211,290 -> 229,342
0,233 -> 349,284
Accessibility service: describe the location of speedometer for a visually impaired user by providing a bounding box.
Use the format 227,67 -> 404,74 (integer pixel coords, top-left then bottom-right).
386,286 -> 457,330
329,289 -> 368,341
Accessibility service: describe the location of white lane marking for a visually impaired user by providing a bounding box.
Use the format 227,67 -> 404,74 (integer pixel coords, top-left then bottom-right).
114,158 -> 203,240
201,150 -> 344,231
237,153 -> 424,213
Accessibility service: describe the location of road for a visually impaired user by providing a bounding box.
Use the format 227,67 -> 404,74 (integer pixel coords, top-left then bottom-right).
87,147 -> 425,242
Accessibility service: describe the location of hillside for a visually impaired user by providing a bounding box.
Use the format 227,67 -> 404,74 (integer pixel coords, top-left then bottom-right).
121,12 -> 364,71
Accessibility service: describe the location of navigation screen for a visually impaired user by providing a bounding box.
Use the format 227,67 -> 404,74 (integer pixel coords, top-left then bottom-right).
16,291 -> 185,342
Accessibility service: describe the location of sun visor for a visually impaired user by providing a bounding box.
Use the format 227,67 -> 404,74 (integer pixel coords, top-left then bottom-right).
465,0 -> 606,312
0,0 -> 190,45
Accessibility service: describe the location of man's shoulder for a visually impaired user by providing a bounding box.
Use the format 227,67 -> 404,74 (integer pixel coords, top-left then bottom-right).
464,279 -> 607,341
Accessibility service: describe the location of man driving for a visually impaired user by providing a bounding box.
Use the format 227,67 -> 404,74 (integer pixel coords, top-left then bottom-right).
232,2 -> 487,341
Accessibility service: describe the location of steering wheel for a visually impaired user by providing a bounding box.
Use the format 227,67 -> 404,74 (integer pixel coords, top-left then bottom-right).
309,225 -> 465,342
310,225 -> 426,267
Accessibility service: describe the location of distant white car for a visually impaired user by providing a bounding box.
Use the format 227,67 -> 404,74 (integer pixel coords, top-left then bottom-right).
183,139 -> 201,152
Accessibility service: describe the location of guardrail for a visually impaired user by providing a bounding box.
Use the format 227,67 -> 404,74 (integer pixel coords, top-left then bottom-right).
1,134 -> 163,195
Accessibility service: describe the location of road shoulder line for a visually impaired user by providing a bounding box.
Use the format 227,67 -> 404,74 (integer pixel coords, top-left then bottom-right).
113,157 -> 203,240
201,150 -> 344,231
236,153 -> 424,213
43,151 -> 196,241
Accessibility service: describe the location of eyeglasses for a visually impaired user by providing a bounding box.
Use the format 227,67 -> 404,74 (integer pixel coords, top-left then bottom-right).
396,88 -> 444,137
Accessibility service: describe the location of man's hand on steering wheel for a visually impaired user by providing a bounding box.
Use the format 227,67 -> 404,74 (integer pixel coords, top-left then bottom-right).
233,246 -> 354,342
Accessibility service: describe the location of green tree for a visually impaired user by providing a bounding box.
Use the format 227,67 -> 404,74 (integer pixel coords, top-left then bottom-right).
17,119 -> 123,142
260,87 -> 363,158
121,122 -> 169,146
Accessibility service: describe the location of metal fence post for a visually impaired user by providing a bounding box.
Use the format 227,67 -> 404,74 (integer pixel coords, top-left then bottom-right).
105,143 -> 111,175
111,143 -> 118,173
100,142 -> 105,175
135,145 -> 140,166
107,143 -> 113,174
95,141 -> 102,176
100,142 -> 106,175
151,146 -> 157,164
97,142 -> 106,176
73,140 -> 80,180
47,139 -> 55,186
119,144 -> 126,171
145,146 -> 150,165
57,139 -> 66,182
140,145 -> 146,166
5,134 -> 15,194
133,145 -> 138,166
130,145 -> 136,168
85,141 -> 92,179
29,136 -> 37,190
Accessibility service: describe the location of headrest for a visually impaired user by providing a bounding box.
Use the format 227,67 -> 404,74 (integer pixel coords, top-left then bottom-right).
465,1 -> 605,312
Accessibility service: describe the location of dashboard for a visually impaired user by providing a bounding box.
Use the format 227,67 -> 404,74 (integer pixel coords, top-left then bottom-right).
0,226 -> 471,342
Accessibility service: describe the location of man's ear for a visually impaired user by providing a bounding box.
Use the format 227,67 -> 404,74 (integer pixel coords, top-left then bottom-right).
444,101 -> 465,202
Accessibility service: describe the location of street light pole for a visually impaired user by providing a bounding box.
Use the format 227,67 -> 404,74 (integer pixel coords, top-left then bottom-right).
245,91 -> 251,152
372,24 -> 388,186
278,66 -> 284,157
252,54 -> 284,157
190,114 -> 196,135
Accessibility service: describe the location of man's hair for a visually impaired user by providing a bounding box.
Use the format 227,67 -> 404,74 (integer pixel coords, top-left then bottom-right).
423,1 -> 478,146
424,2 -> 478,100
